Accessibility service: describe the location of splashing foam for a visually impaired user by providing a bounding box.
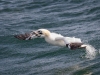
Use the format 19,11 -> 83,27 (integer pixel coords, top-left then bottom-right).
84,44 -> 97,59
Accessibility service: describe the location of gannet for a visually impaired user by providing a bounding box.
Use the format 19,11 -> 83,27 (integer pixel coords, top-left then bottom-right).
14,29 -> 97,58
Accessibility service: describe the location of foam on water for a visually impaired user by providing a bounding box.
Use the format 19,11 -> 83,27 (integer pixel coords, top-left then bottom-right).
85,44 -> 97,59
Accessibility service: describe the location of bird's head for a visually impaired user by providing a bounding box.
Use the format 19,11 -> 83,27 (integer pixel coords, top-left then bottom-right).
33,29 -> 51,38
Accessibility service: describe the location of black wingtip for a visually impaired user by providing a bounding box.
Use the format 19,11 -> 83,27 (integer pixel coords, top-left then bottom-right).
69,43 -> 83,50
14,33 -> 31,40
14,34 -> 25,40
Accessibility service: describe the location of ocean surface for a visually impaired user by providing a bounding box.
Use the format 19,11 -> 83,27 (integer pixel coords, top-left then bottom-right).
0,0 -> 100,75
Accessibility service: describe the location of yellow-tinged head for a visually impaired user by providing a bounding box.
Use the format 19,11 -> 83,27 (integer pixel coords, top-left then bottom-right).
34,29 -> 51,37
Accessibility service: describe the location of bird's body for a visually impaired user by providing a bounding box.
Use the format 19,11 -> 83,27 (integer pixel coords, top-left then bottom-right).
14,29 -> 83,48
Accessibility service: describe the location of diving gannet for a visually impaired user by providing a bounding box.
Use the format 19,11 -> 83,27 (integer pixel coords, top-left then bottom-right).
14,29 -> 97,58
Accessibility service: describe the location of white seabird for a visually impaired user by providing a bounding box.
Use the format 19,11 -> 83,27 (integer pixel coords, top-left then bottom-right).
14,29 -> 97,58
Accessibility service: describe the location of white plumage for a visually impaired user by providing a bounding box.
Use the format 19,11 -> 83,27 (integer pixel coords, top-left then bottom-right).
33,29 -> 82,47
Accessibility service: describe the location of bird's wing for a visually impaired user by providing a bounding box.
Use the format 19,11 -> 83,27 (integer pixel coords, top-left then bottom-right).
55,37 -> 82,44
14,31 -> 37,40
55,37 -> 69,44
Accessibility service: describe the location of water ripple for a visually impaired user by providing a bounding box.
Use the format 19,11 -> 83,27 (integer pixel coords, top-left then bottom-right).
0,0 -> 100,75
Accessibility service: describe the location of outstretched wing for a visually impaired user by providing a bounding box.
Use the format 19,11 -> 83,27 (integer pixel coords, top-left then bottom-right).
14,31 -> 37,40
14,33 -> 31,40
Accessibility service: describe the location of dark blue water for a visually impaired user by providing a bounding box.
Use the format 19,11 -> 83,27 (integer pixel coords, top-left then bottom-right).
0,0 -> 100,75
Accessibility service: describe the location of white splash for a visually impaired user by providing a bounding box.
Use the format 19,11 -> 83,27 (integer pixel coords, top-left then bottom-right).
85,44 -> 97,59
